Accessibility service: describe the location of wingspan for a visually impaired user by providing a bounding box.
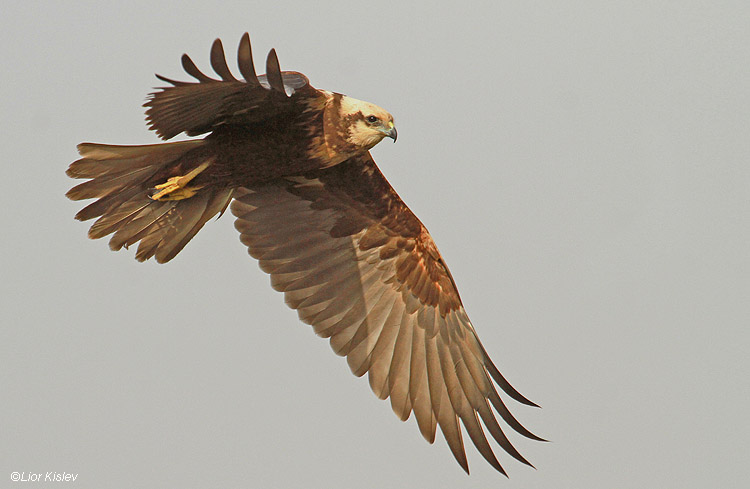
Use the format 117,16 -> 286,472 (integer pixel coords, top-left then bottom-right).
230,152 -> 543,475
144,33 -> 321,140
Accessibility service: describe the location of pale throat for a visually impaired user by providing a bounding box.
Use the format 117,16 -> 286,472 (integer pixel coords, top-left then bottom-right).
348,119 -> 386,149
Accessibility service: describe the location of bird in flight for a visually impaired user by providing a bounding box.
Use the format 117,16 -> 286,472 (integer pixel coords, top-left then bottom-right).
66,33 -> 544,475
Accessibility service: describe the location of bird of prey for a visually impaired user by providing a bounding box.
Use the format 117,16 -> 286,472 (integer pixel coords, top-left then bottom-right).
66,33 -> 544,475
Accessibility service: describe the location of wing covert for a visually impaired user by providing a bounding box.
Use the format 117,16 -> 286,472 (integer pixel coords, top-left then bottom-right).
230,153 -> 543,474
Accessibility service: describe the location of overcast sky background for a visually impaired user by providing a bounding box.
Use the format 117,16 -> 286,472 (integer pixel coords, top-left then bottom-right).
2,1 -> 749,488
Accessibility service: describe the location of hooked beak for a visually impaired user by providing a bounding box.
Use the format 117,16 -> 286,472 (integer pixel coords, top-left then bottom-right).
384,121 -> 397,142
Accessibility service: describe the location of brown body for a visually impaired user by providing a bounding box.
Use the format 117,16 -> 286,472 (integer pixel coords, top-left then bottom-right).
190,91 -> 370,189
162,104 -> 325,190
66,34 -> 542,475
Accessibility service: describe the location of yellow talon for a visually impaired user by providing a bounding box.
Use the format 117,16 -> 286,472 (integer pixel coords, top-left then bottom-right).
150,159 -> 213,201
151,183 -> 205,201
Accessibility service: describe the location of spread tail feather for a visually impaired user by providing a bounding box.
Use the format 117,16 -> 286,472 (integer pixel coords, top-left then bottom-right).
66,141 -> 233,263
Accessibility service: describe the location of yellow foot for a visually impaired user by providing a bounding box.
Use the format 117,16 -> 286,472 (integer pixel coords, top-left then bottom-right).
151,182 -> 204,201
150,159 -> 213,201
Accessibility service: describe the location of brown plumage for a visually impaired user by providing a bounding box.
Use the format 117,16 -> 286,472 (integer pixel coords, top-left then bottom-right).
66,33 -> 543,475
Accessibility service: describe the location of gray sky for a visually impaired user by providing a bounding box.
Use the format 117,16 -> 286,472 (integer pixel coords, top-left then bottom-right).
2,1 -> 749,488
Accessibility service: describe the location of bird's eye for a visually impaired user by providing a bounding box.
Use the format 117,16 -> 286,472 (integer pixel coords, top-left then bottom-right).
366,115 -> 378,123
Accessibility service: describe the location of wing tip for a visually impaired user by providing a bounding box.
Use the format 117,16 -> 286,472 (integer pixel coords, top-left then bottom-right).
210,37 -> 238,82
265,48 -> 286,94
238,32 -> 260,85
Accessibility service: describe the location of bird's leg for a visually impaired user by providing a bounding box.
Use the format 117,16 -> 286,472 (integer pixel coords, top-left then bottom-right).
150,159 -> 213,201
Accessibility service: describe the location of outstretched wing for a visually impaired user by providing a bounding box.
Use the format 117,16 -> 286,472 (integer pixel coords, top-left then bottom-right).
145,33 -> 322,140
230,153 -> 544,475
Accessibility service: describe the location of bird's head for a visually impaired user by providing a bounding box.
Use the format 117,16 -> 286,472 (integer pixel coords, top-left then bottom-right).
339,96 -> 397,150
